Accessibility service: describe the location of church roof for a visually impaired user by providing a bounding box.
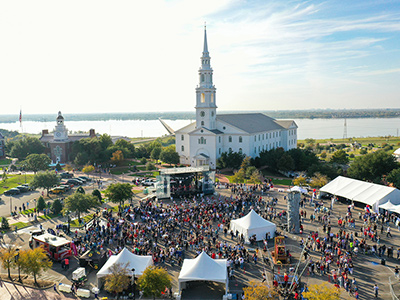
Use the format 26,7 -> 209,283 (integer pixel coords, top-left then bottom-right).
274,120 -> 298,129
39,134 -> 92,143
217,113 -> 291,134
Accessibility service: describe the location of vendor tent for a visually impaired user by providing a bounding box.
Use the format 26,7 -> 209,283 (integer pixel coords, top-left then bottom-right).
379,200 -> 400,214
320,176 -> 400,211
289,186 -> 308,194
97,248 -> 153,286
230,210 -> 276,242
178,251 -> 228,292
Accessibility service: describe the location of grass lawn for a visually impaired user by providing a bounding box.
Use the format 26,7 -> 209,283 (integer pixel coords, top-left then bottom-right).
0,174 -> 35,194
271,178 -> 293,186
110,167 -> 131,175
22,208 -> 35,215
0,158 -> 11,165
12,222 -> 31,230
38,213 -> 58,221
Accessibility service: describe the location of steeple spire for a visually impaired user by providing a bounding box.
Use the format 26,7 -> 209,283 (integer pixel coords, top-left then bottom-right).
203,23 -> 209,58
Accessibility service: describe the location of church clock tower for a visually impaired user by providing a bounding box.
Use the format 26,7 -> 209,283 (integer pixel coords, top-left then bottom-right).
54,111 -> 69,141
195,26 -> 217,130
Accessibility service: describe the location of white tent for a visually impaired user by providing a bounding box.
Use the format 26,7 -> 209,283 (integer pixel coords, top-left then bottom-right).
178,251 -> 228,293
97,248 -> 153,286
320,176 -> 400,211
379,200 -> 400,214
230,210 -> 276,242
289,186 -> 308,194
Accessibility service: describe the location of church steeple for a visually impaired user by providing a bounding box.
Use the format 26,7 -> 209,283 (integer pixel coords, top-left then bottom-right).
195,25 -> 217,130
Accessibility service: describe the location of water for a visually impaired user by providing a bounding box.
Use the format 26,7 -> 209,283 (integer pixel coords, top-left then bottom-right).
0,118 -> 399,140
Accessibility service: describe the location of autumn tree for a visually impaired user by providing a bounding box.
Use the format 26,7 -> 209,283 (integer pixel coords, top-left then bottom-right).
302,282 -> 340,300
310,172 -> 329,189
104,263 -> 131,298
243,280 -> 278,300
0,245 -> 17,279
20,246 -> 53,286
82,165 -> 95,174
137,266 -> 172,300
111,150 -> 124,165
105,183 -> 134,207
63,192 -> 99,221
293,176 -> 307,186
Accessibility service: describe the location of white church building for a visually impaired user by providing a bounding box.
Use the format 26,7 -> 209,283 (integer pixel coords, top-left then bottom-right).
175,28 -> 298,169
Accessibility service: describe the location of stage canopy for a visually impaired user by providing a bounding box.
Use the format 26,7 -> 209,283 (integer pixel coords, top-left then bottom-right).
230,209 -> 276,242
320,176 -> 400,210
178,251 -> 228,292
97,247 -> 153,286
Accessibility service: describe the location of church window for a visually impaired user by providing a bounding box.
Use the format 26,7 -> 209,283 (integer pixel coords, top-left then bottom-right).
223,126 -> 226,130
200,111 -> 205,117
254,136 -> 256,142
219,148 -> 221,154
181,145 -> 184,151
279,131 -> 281,137
219,136 -> 221,143
239,136 -> 242,143
211,93 -> 214,103
181,135 -> 184,141
262,145 -> 264,151
254,147 -> 256,153
201,121 -> 204,126
258,146 -> 260,152
201,74 -> 205,82
229,136 -> 232,143
279,141 -> 281,146
262,134 -> 264,140
239,148 -> 242,154
258,135 -> 260,141
201,93 -> 205,103
229,148 -> 232,153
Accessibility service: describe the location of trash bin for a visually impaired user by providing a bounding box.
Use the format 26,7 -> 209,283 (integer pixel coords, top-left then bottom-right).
381,258 -> 386,265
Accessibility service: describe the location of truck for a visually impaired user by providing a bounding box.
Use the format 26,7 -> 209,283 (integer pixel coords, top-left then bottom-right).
31,233 -> 72,261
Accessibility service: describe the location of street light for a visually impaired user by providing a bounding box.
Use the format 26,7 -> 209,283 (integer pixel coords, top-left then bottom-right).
131,268 -> 136,300
15,250 -> 21,282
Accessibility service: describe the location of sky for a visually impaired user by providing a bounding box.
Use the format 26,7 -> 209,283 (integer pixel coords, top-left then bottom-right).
1,0 -> 400,115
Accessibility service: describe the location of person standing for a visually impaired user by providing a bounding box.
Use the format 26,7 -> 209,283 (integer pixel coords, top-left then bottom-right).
374,284 -> 379,298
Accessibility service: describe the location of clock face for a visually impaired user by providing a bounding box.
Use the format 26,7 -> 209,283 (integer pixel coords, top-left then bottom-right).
200,111 -> 205,117
56,132 -> 61,137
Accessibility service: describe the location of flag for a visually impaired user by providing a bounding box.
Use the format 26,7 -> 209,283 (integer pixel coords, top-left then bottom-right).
19,109 -> 22,123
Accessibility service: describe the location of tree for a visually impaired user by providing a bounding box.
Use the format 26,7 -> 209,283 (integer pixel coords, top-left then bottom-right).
150,146 -> 162,160
92,189 -> 102,202
36,196 -> 46,212
104,263 -> 131,298
63,192 -> 99,221
347,150 -> 399,183
277,153 -> 295,171
310,172 -> 328,189
9,137 -> 45,160
0,245 -> 17,279
293,176 -> 307,186
387,168 -> 400,188
137,266 -> 172,300
82,165 -> 95,174
20,247 -> 53,286
51,199 -> 63,215
30,171 -> 60,195
23,153 -> 51,173
159,145 -> 180,165
230,168 -> 246,183
1,217 -> 10,229
104,183 -> 134,206
76,186 -> 85,194
242,280 -> 278,300
217,151 -> 245,170
111,150 -> 125,165
249,169 -> 263,184
330,149 -> 349,164
146,162 -> 155,171
302,282 -> 340,300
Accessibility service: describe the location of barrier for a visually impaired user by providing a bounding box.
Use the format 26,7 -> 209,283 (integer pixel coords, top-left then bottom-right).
77,288 -> 91,298
59,283 -> 72,293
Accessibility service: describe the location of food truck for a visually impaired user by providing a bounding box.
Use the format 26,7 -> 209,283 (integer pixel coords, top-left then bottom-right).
32,233 -> 72,261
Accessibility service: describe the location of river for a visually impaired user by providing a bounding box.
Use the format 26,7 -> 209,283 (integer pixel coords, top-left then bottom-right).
0,118 -> 399,140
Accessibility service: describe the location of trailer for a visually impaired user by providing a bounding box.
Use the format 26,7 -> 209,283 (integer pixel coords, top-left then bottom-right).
32,233 -> 72,261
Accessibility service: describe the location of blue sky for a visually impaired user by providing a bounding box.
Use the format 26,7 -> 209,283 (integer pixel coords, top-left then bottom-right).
0,0 -> 399,114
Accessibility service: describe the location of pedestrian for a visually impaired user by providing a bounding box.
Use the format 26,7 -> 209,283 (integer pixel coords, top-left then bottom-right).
262,272 -> 266,283
54,283 -> 58,292
65,258 -> 69,270
374,283 -> 378,298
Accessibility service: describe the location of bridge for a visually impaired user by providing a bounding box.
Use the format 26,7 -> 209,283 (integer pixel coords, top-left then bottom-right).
158,118 -> 175,135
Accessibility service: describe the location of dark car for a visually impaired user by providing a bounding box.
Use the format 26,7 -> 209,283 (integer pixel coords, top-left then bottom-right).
60,172 -> 73,179
67,179 -> 82,186
22,184 -> 35,191
15,185 -> 29,193
78,176 -> 91,182
4,188 -> 21,196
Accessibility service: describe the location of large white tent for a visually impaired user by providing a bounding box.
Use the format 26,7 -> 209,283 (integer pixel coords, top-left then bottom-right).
178,251 -> 228,293
320,176 -> 400,211
379,200 -> 400,214
97,247 -> 153,286
230,210 -> 276,242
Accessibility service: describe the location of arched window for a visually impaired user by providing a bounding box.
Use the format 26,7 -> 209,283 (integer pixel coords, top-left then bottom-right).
239,136 -> 242,143
229,136 -> 232,143
229,148 -> 232,153
201,74 -> 205,82
181,135 -> 184,141
181,145 -> 184,151
201,121 -> 204,126
239,148 -> 242,154
254,136 -> 256,141
219,136 -> 221,143
219,148 -> 221,154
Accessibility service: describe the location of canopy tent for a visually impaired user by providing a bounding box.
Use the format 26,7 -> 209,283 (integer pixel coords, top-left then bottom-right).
379,200 -> 400,214
289,186 -> 308,194
97,248 -> 153,286
230,210 -> 276,242
320,176 -> 400,211
178,251 -> 228,293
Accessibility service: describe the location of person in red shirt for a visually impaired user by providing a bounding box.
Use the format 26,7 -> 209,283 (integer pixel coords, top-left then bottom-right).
284,272 -> 289,287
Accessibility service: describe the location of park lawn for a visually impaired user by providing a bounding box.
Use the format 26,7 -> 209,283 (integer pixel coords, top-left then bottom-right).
271,178 -> 293,186
38,213 -> 57,221
22,208 -> 35,215
12,221 -> 31,230
0,174 -> 35,195
0,158 -> 11,165
69,214 -> 94,227
110,167 -> 131,175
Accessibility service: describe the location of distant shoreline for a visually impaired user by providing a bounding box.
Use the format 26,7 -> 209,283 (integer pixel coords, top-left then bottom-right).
0,109 -> 400,123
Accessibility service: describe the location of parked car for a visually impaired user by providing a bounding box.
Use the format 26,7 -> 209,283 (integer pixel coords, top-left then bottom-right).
60,184 -> 71,191
78,176 -> 91,182
22,184 -> 35,191
67,179 -> 82,186
15,185 -> 29,193
76,177 -> 87,183
4,188 -> 21,196
60,172 -> 73,179
142,179 -> 156,186
50,187 -> 65,194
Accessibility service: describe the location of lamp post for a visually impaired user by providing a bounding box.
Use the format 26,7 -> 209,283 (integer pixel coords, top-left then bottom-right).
10,197 -> 12,215
131,268 -> 136,300
15,250 -> 21,282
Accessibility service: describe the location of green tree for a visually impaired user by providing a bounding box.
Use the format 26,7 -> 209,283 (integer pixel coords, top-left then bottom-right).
159,145 -> 180,165
63,192 -> 99,221
137,266 -> 172,300
36,196 -> 46,212
104,263 -> 131,298
387,168 -> 400,188
1,217 -> 10,229
104,183 -> 134,206
114,139 -> 136,158
30,171 -> 60,196
20,247 -> 53,286
150,146 -> 162,160
217,151 -> 245,170
76,186 -> 85,194
92,189 -> 102,202
146,162 -> 155,171
302,282 -> 339,300
277,153 -> 295,171
242,280 -> 278,300
140,157 -> 147,165
330,149 -> 349,164
51,199 -> 63,215
347,150 -> 399,183
9,137 -> 45,160
24,153 -> 51,173
55,162 -> 62,172
0,245 -> 17,279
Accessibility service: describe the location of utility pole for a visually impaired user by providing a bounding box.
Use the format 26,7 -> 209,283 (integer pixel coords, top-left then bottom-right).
343,119 -> 347,141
